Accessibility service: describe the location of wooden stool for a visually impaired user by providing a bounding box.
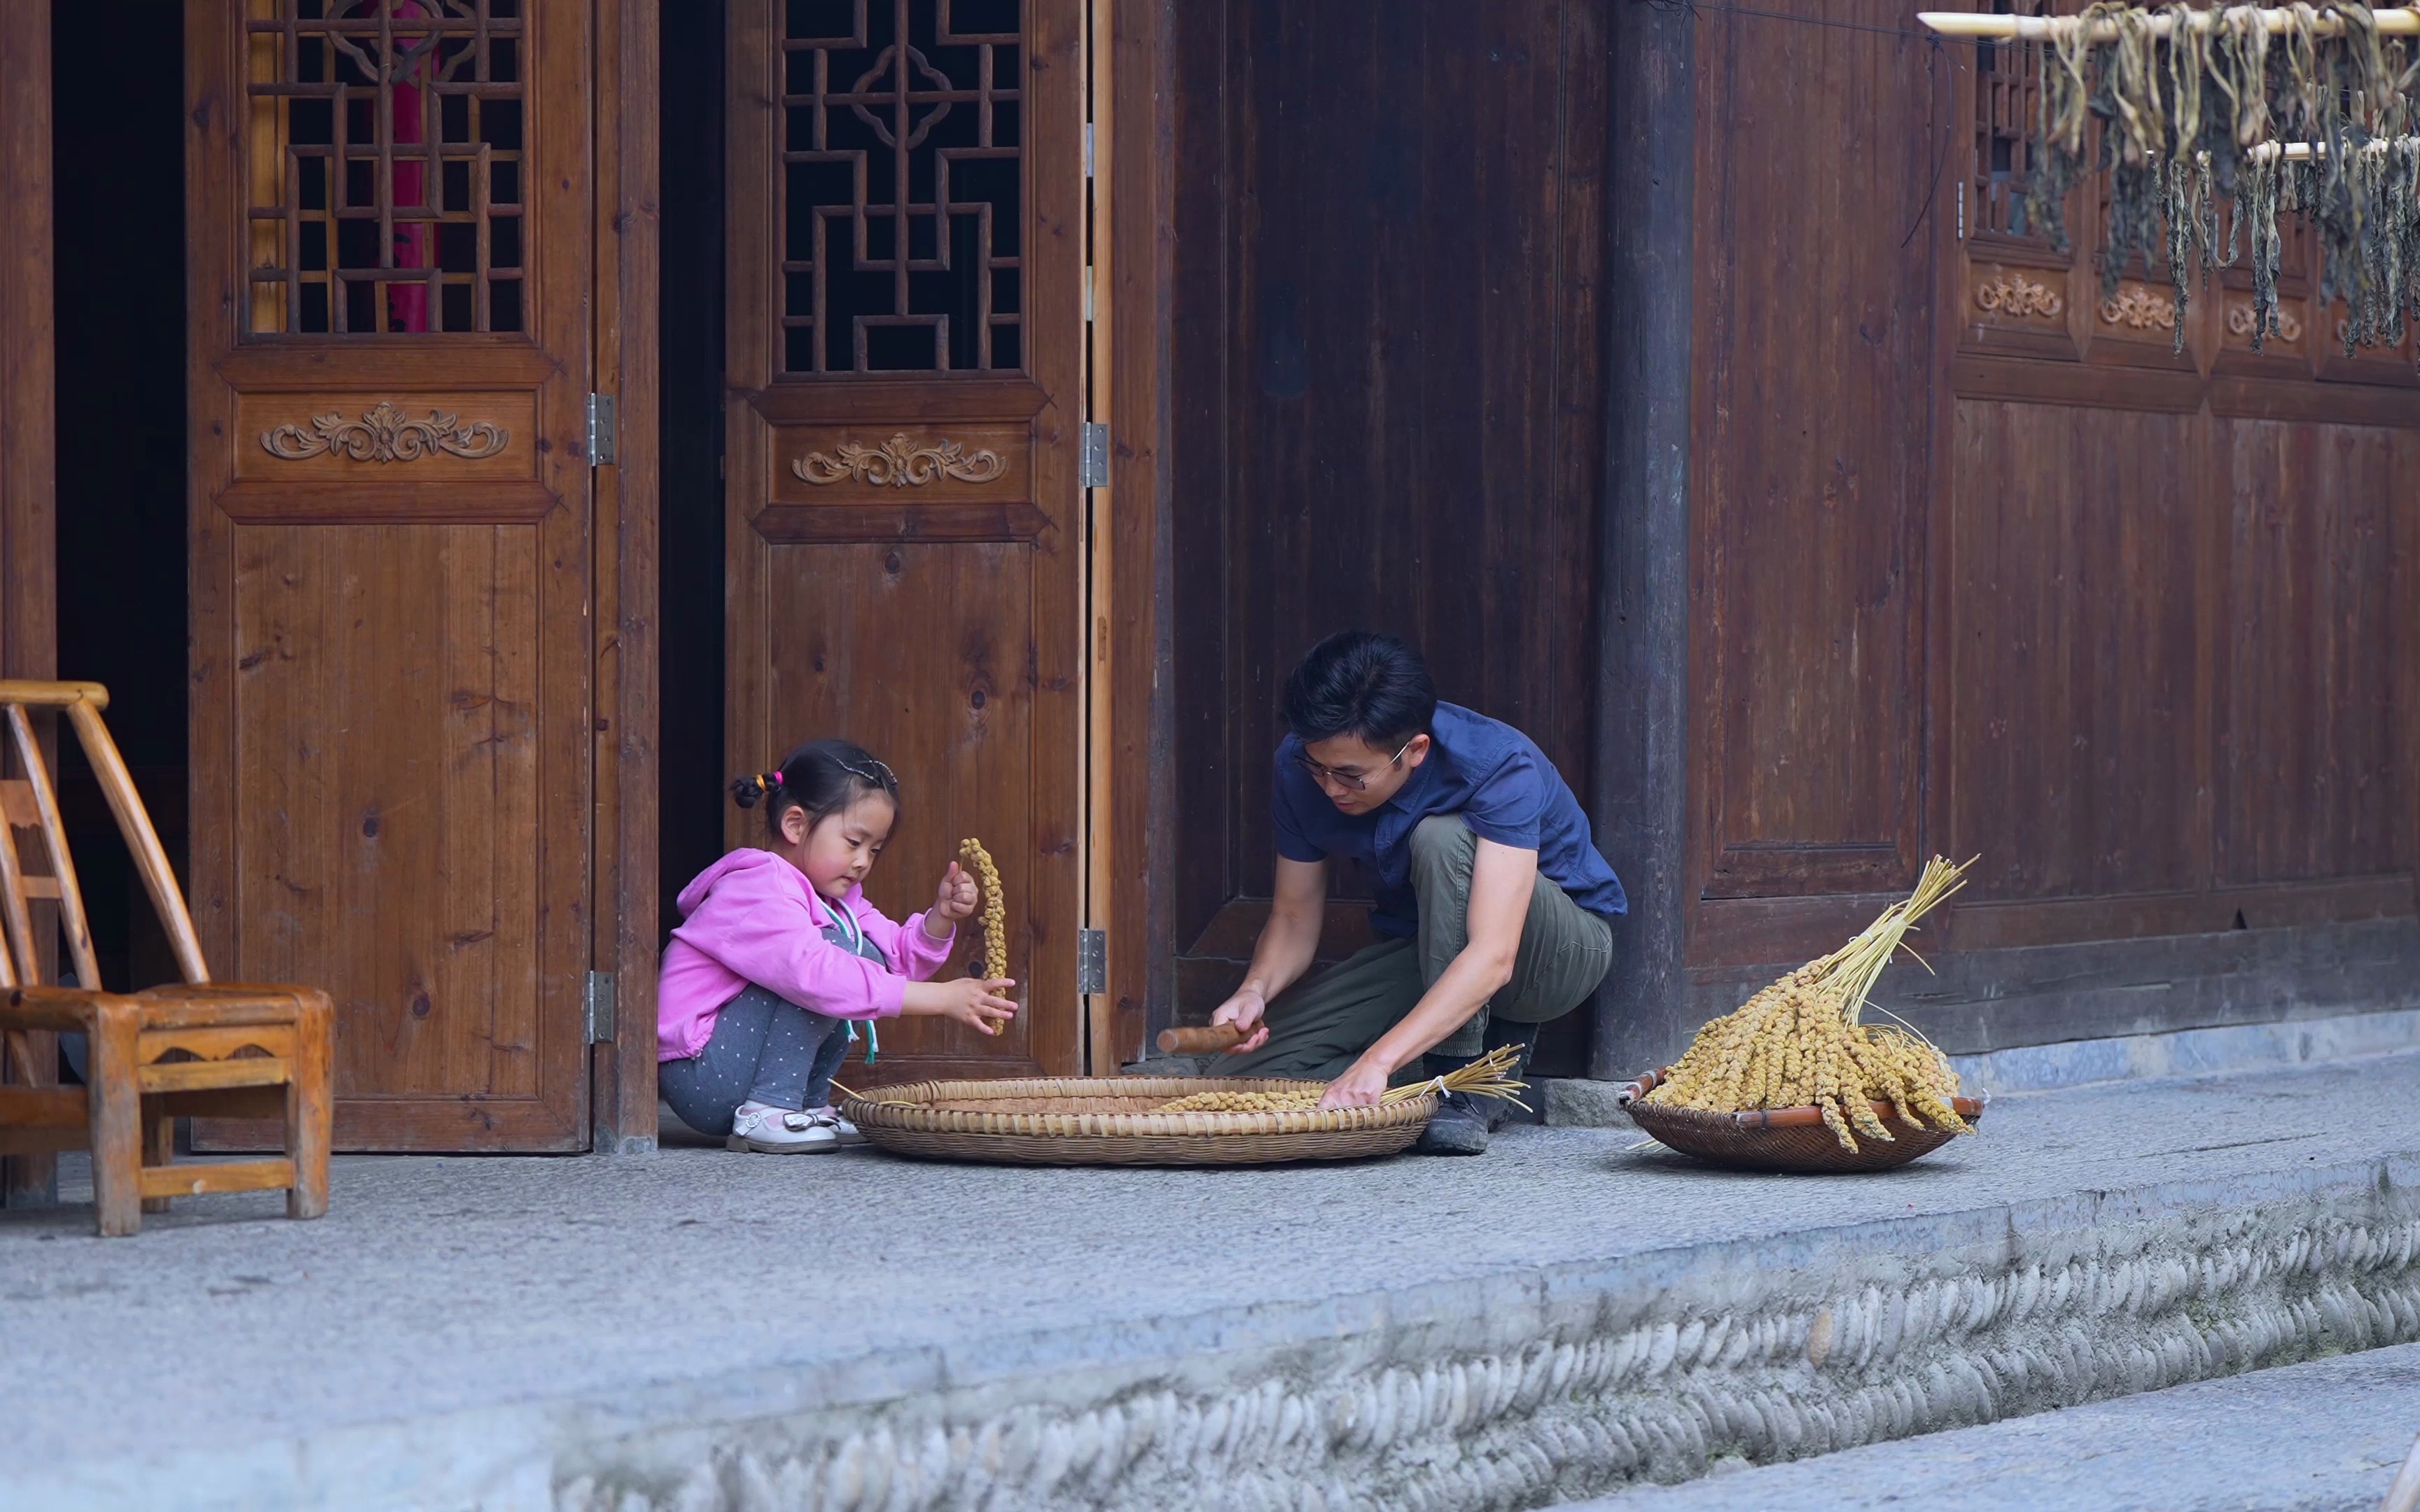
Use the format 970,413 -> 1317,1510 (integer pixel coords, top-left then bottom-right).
0,680 -> 331,1236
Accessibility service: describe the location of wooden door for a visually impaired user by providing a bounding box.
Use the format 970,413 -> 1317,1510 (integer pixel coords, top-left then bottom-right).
186,0 -> 594,1150
725,0 -> 1085,1082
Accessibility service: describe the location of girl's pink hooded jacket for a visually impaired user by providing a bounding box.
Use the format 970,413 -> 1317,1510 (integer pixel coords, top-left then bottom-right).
657,848 -> 957,1061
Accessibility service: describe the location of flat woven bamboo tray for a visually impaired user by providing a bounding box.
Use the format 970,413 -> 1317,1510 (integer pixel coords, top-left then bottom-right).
1617,1067 -> 1987,1173
840,1076 -> 1435,1166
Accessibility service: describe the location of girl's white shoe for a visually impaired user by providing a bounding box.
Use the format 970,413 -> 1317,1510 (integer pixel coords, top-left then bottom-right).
726,1100 -> 842,1153
808,1106 -> 868,1146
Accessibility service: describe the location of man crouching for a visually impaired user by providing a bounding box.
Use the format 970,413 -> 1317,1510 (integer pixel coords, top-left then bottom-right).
1211,631 -> 1627,1154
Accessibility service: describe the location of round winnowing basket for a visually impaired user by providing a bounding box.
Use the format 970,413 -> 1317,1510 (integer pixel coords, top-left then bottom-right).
840,1076 -> 1435,1166
1618,1067 -> 1987,1173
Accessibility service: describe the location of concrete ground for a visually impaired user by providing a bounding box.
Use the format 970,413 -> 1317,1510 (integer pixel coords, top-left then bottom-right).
1,1049 -> 2416,1511
1563,1339 -> 2420,1512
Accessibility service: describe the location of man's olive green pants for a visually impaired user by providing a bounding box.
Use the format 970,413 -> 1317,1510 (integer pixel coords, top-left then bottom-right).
1214,814 -> 1615,1083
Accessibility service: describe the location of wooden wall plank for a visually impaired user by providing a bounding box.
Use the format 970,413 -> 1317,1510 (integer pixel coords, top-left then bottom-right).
0,0 -> 59,1208
1949,401 -> 2211,902
230,526 -> 550,1119
2219,420 -> 2410,886
1689,0 -> 1935,906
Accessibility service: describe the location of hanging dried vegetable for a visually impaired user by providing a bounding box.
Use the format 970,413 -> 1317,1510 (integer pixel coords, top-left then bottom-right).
2024,3 -> 2420,361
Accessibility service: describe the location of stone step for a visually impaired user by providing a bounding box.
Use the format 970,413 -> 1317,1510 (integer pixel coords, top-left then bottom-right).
1,1050 -> 2415,1511
1557,1338 -> 2420,1512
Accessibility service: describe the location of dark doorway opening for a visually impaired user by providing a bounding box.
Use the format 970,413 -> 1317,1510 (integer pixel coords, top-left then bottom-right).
658,2 -> 730,937
50,0 -> 189,998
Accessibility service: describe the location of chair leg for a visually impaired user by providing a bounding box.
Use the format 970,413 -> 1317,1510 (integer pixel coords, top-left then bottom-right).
141,1099 -> 174,1215
86,1004 -> 143,1238
285,993 -> 332,1219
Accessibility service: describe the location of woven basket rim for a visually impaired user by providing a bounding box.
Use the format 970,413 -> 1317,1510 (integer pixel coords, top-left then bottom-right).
841,1074 -> 1438,1140
1618,1067 -> 1986,1128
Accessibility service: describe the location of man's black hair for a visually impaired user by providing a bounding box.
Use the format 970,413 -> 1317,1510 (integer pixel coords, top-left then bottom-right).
1281,631 -> 1438,748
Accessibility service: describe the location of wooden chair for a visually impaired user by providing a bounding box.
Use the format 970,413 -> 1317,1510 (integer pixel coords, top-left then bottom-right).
0,680 -> 330,1237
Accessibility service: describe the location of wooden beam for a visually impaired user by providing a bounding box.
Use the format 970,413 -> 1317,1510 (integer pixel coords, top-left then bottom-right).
591,0 -> 663,1154
1592,0 -> 1697,1081
1920,8 -> 2420,38
1083,0 -> 1176,1072
137,1056 -> 291,1095
138,1158 -> 295,1200
0,2 -> 62,1210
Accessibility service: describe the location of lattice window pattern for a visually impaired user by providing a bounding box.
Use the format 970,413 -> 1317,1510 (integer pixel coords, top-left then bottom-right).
781,0 -> 1024,374
1972,0 -> 2054,241
244,0 -> 526,335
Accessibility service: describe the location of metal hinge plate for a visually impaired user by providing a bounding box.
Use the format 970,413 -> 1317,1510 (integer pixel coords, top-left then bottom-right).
586,393 -> 617,466
1079,422 -> 1109,487
585,971 -> 616,1044
1077,929 -> 1106,996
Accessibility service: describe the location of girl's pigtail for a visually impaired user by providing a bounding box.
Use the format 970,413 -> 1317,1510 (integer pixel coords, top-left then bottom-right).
730,770 -> 784,810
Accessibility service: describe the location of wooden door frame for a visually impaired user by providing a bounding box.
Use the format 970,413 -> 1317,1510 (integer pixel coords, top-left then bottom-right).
1086,0 -> 1173,1068
590,0 -> 662,1152
0,0 -> 60,1202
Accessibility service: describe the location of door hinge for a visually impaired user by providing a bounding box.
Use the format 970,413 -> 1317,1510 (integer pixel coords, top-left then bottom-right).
585,971 -> 616,1044
1084,121 -> 1095,178
1077,929 -> 1107,996
586,393 -> 617,466
1080,422 -> 1110,488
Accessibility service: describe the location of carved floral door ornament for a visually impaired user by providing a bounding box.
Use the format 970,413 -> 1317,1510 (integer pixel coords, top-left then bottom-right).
258,400 -> 511,461
790,434 -> 1007,486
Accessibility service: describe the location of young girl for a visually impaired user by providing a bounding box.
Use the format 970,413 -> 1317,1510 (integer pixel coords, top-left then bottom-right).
657,738 -> 1016,1152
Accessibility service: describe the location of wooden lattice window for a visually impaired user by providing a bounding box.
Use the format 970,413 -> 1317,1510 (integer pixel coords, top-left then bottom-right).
781,0 -> 1024,374
1972,1 -> 2054,241
244,0 -> 527,336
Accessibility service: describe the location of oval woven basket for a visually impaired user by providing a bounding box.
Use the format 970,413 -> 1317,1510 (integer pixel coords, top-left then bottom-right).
840,1076 -> 1436,1166
1618,1068 -> 1987,1173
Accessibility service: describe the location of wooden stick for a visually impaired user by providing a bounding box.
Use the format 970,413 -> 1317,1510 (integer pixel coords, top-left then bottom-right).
0,680 -> 106,710
1919,8 -> 2420,41
2244,137 -> 2420,161
1157,1024 -> 1244,1054
7,705 -> 99,993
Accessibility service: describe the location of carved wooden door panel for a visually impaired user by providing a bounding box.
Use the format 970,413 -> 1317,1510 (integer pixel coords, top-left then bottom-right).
186,0 -> 592,1150
726,0 -> 1083,1082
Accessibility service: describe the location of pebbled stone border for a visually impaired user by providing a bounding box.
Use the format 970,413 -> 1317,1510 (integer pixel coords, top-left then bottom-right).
559,1170 -> 2420,1512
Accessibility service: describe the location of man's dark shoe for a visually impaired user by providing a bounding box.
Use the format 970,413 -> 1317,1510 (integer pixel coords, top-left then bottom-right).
1413,1090 -> 1490,1154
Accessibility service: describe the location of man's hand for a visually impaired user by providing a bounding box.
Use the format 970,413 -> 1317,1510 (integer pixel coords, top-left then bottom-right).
1317,1056 -> 1391,1110
1209,985 -> 1270,1054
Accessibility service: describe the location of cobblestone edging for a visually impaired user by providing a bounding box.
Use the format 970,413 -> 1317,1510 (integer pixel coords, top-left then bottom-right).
558,1171 -> 2420,1512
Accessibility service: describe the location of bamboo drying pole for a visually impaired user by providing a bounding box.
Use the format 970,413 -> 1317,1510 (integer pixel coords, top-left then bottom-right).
1919,8 -> 2420,41
2235,139 -> 2420,160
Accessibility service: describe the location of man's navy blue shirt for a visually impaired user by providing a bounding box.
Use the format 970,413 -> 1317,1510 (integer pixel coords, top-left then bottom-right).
1272,701 -> 1627,939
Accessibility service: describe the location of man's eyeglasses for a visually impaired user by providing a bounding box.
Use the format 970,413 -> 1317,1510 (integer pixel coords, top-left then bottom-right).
1296,738 -> 1417,794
